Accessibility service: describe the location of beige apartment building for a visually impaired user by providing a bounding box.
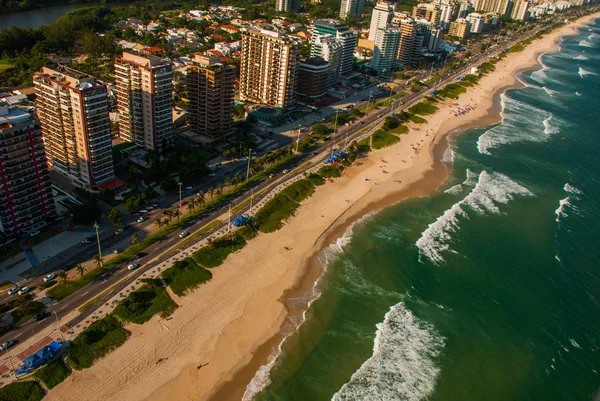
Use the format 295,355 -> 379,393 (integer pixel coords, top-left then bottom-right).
449,18 -> 472,38
187,54 -> 236,140
114,52 -> 174,152
33,65 -> 114,190
239,29 -> 301,109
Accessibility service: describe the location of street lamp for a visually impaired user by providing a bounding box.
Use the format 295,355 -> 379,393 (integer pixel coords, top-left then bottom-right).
178,181 -> 183,212
54,311 -> 64,342
245,148 -> 252,182
332,108 -> 340,134
93,222 -> 102,266
295,126 -> 300,153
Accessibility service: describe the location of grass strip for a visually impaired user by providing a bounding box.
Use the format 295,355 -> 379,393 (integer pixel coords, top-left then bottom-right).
0,380 -> 44,401
161,258 -> 212,297
113,281 -> 178,324
35,358 -> 70,390
371,130 -> 400,150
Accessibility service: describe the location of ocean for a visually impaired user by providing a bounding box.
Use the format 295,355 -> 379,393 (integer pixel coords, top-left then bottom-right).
247,19 -> 600,401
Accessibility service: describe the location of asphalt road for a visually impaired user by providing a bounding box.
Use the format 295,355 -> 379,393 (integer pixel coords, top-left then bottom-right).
0,19 -> 563,347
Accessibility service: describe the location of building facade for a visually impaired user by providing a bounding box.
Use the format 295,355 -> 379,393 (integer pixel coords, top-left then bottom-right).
339,0 -> 365,19
370,26 -> 401,73
311,34 -> 344,86
115,52 -> 174,153
368,2 -> 395,41
276,0 -> 299,12
297,57 -> 331,101
511,0 -> 530,20
313,20 -> 357,76
466,12 -> 485,33
448,18 -> 472,38
33,65 -> 114,190
239,29 -> 301,109
0,98 -> 56,236
187,54 -> 236,140
396,18 -> 419,67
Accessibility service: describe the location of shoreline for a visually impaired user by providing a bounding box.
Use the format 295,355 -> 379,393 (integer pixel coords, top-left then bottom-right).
44,13 -> 599,401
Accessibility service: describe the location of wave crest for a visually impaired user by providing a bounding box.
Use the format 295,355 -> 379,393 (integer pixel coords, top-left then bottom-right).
332,302 -> 444,401
416,171 -> 533,264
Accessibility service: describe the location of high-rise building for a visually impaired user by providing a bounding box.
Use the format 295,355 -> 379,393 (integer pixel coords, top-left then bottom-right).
426,27 -> 443,51
396,18 -> 419,67
239,29 -> 301,109
33,65 -> 114,190
471,0 -> 511,15
0,96 -> 56,236
438,2 -> 456,31
187,54 -> 236,140
448,18 -> 472,38
510,0 -> 530,20
412,3 -> 441,25
297,57 -> 331,102
458,0 -> 472,18
311,34 -> 344,86
313,20 -> 357,76
370,26 -> 401,73
368,2 -> 395,41
339,0 -> 365,19
115,52 -> 174,153
466,12 -> 485,33
277,0 -> 299,12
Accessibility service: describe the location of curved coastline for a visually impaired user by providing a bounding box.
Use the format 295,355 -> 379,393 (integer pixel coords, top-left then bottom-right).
204,13 -> 600,401
43,13 -> 600,401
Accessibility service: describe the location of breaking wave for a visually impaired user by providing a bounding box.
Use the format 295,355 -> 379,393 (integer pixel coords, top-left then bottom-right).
332,302 -> 444,401
477,93 -> 554,155
543,116 -> 560,135
578,67 -> 596,78
579,40 -> 593,47
573,54 -> 589,60
543,87 -> 559,97
444,169 -> 478,195
416,171 -> 533,264
555,184 -> 583,223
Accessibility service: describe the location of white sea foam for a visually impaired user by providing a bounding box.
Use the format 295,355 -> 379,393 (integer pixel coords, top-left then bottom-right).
332,303 -> 444,401
542,87 -> 559,97
573,54 -> 589,60
416,171 -> 533,264
530,53 -> 550,84
477,93 -> 554,155
444,184 -> 463,195
441,146 -> 455,163
587,33 -> 596,40
242,214 -> 373,401
575,92 -> 582,96
444,170 -> 478,195
554,184 -> 583,223
564,183 -> 583,195
543,116 -> 560,135
555,197 -> 571,222
578,67 -> 597,78
579,39 -> 593,47
570,338 -> 582,349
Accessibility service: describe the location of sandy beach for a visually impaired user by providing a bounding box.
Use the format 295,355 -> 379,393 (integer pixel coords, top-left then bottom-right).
45,13 -> 599,401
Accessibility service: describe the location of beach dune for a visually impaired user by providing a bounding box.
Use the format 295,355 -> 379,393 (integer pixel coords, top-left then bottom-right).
45,13 -> 599,401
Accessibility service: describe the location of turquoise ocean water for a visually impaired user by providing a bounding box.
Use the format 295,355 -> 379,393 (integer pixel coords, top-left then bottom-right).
248,19 -> 600,401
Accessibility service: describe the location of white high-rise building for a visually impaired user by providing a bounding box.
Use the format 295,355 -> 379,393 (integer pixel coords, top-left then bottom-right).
439,2 -> 456,31
277,0 -> 299,12
371,26 -> 401,73
466,12 -> 485,33
339,0 -> 365,19
368,2 -> 395,41
510,0 -> 530,20
311,34 -> 344,86
312,20 -> 357,76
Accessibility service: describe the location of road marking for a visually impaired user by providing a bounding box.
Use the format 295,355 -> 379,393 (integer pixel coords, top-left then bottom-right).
81,291 -> 89,296
60,305 -> 68,310
14,333 -> 22,338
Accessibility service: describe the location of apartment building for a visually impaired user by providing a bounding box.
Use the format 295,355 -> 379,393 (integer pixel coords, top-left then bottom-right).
187,54 -> 236,140
368,2 -> 395,41
310,34 -> 344,86
413,3 -> 441,25
312,20 -> 357,76
33,65 -> 114,190
297,57 -> 331,102
0,97 -> 56,236
511,0 -> 530,20
239,29 -> 301,109
371,26 -> 401,73
339,0 -> 365,19
115,52 -> 174,153
276,0 -> 299,12
448,18 -> 472,38
396,18 -> 420,67
466,12 -> 485,33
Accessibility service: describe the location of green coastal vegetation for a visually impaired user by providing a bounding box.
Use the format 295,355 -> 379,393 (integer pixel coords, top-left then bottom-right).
161,258 -> 212,296
113,279 -> 178,324
0,380 -> 44,401
371,130 -> 400,150
193,234 -> 247,268
408,101 -> 439,116
35,358 -> 71,390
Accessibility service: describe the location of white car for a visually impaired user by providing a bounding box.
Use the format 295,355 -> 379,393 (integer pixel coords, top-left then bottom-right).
127,264 -> 140,271
43,273 -> 55,282
179,231 -> 189,238
146,206 -> 154,210
196,191 -> 204,196
137,217 -> 145,223
7,286 -> 19,295
139,209 -> 148,213
185,186 -> 193,190
18,286 -> 30,295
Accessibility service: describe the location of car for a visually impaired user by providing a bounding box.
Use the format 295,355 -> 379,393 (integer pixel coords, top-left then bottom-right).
0,341 -> 15,351
113,249 -> 119,254
18,286 -> 30,295
151,203 -> 159,208
29,230 -> 40,237
300,127 -> 309,132
137,217 -> 145,223
7,286 -> 19,295
240,156 -> 248,161
259,127 -> 266,132
179,231 -> 189,238
136,252 -> 147,259
127,264 -> 140,271
196,191 -> 204,196
185,186 -> 193,190
34,312 -> 50,321
43,273 -> 55,282
133,212 -> 141,216
115,228 -> 124,235
81,238 -> 92,244
181,200 -> 187,206
360,121 -> 364,125
209,173 -> 216,177
146,205 -> 154,210
283,169 -> 290,174
140,209 -> 148,213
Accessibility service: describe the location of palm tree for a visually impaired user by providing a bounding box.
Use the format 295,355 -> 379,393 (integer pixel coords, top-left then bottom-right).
131,232 -> 140,245
186,202 -> 194,215
58,271 -> 68,288
207,188 -> 215,199
93,254 -> 103,268
155,218 -> 164,232
216,183 -> 223,196
173,208 -> 180,222
206,238 -> 214,249
75,264 -> 85,279
197,192 -> 205,205
189,197 -> 197,210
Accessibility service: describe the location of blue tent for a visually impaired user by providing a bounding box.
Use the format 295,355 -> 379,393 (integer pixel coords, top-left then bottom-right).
232,215 -> 249,227
16,341 -> 62,375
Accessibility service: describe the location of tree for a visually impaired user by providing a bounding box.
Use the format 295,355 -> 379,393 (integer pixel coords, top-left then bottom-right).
131,233 -> 140,245
106,208 -> 123,226
58,271 -> 68,288
155,218 -> 164,232
93,254 -> 103,268
75,264 -> 85,279
187,202 -> 194,215
233,104 -> 246,118
312,124 -> 330,136
173,209 -> 181,222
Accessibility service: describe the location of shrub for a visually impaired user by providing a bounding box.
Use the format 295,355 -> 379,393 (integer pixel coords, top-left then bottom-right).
357,137 -> 371,153
371,130 -> 400,150
67,315 -> 130,370
408,101 -> 438,116
10,299 -> 45,327
439,83 -> 467,99
279,179 -> 315,203
35,358 -> 70,389
39,280 -> 57,290
237,224 -> 258,240
408,114 -> 427,124
192,234 -> 246,268
389,125 -> 409,135
508,44 -> 525,52
307,173 -> 326,186
0,381 -> 44,401
161,258 -> 212,297
113,285 -> 178,324
318,165 -> 342,178
255,195 -> 299,233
